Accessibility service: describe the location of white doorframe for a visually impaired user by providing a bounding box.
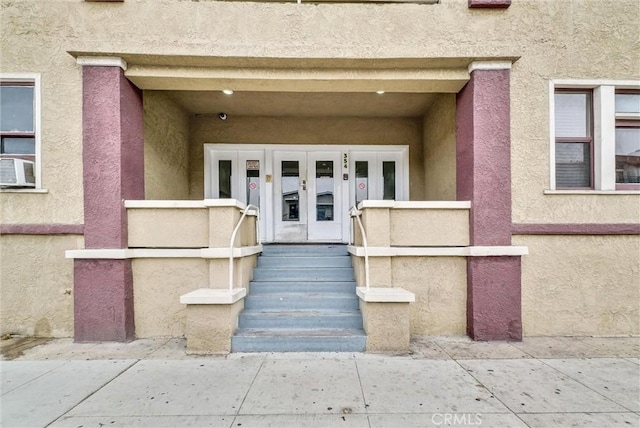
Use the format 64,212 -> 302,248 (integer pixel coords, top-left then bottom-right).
204,144 -> 409,243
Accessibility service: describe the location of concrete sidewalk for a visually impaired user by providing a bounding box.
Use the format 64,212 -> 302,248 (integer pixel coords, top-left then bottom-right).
1,336 -> 638,428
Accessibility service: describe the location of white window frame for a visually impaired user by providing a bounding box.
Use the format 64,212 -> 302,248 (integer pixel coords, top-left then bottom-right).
0,73 -> 43,191
548,79 -> 640,193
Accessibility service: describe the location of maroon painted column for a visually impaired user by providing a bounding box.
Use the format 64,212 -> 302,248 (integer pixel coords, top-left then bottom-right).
74,63 -> 144,342
456,63 -> 522,341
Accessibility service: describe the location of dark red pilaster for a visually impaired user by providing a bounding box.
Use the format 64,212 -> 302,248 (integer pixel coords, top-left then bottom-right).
74,65 -> 143,342
457,67 -> 522,341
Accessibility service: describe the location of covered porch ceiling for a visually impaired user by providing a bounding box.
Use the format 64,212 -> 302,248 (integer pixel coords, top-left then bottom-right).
70,53 -> 519,118
166,90 -> 439,118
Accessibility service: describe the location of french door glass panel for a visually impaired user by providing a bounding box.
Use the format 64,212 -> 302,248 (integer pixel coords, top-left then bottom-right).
246,160 -> 260,207
281,160 -> 300,221
355,161 -> 369,206
218,160 -> 232,198
316,160 -> 334,221
382,161 -> 396,200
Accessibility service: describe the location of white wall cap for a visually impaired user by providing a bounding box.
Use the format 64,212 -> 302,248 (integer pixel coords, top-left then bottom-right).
180,288 -> 246,305
347,245 -> 529,257
77,56 -> 127,70
356,287 -> 415,303
358,200 -> 471,210
66,247 -> 263,259
201,245 -> 262,258
468,61 -> 512,72
125,200 -> 207,208
203,199 -> 245,209
358,200 -> 395,209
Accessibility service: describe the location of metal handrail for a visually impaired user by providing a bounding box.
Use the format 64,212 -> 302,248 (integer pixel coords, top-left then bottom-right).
349,206 -> 370,290
229,204 -> 260,291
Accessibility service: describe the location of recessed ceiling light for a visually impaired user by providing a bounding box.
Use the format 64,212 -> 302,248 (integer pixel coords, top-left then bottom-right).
222,89 -> 234,95
376,90 -> 385,95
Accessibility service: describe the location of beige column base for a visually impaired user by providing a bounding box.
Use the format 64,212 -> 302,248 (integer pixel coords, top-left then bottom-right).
180,288 -> 246,355
357,287 -> 415,353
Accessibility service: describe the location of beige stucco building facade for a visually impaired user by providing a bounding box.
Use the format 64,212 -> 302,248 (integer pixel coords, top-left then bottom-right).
1,0 -> 638,349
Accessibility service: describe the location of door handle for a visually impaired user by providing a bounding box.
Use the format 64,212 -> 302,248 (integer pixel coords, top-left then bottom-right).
301,179 -> 307,191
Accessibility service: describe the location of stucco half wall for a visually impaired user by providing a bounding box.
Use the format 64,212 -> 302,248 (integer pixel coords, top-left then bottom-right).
352,256 -> 467,336
133,258 -> 209,338
515,234 -> 640,337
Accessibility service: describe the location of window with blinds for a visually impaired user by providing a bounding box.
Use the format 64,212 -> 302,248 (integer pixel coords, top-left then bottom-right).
614,91 -> 640,188
554,91 -> 593,188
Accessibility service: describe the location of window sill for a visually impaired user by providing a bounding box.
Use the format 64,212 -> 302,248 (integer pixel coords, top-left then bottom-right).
0,188 -> 48,194
544,189 -> 640,195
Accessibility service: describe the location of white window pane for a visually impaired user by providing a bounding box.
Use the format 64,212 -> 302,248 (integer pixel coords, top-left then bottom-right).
555,92 -> 590,138
616,128 -> 640,184
2,137 -> 35,154
0,86 -> 34,132
555,142 -> 591,187
615,94 -> 640,114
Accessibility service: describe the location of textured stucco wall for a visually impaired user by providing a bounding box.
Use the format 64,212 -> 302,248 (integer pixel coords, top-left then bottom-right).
360,301 -> 411,352
392,257 -> 467,336
2,0 -> 639,340
423,94 -> 457,201
2,0 -> 638,223
128,208 -> 209,248
189,116 -> 424,200
144,91 -> 191,200
514,234 -> 640,337
132,258 -> 209,338
390,208 -> 469,247
0,235 -> 82,337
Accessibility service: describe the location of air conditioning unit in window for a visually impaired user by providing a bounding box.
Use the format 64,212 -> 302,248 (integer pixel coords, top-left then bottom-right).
0,158 -> 36,188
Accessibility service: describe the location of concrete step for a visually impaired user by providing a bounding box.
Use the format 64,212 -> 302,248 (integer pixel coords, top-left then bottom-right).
238,310 -> 364,329
231,328 -> 367,352
252,267 -> 354,282
244,293 -> 359,311
261,244 -> 348,257
233,244 -> 364,353
257,256 -> 352,268
249,281 -> 356,294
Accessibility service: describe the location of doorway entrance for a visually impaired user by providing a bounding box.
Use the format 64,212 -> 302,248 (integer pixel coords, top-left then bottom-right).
205,144 -> 408,243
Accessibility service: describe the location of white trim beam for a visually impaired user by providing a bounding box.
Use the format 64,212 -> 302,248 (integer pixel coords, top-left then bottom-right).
66,245 -> 263,259
76,56 -> 127,71
347,245 -> 529,257
358,200 -> 471,209
468,61 -> 512,72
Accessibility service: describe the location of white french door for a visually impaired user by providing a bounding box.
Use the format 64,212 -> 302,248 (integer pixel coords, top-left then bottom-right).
273,151 -> 308,242
205,144 -> 409,243
308,151 -> 342,241
273,151 -> 343,242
